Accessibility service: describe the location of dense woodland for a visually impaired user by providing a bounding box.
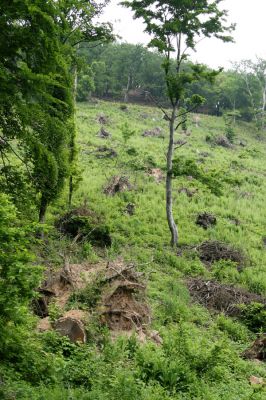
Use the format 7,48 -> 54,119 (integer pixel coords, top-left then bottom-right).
77,42 -> 266,123
0,1 -> 266,399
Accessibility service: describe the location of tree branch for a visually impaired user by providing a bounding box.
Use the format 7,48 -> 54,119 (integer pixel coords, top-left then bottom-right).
174,141 -> 187,150
145,91 -> 171,121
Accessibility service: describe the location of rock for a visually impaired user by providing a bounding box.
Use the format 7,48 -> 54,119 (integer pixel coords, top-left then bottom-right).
37,317 -> 52,332
54,316 -> 86,343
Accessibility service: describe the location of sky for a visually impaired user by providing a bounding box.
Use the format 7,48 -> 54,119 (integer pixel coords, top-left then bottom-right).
101,0 -> 266,69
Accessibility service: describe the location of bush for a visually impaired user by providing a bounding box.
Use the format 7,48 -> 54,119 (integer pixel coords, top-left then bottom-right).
0,194 -> 42,358
239,302 -> 266,332
173,156 -> 223,195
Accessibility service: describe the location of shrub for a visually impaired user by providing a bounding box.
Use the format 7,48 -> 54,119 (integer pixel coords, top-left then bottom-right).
239,302 -> 266,332
0,194 -> 42,358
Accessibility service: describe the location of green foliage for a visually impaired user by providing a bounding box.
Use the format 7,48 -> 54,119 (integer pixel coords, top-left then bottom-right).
121,122 -> 136,144
173,156 -> 223,195
0,194 -> 42,357
68,277 -> 104,310
239,302 -> 266,332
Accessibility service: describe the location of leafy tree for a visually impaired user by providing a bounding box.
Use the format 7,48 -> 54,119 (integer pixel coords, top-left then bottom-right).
57,0 -> 114,208
0,0 -> 74,221
0,194 -> 41,357
123,0 -> 235,246
234,58 -> 266,129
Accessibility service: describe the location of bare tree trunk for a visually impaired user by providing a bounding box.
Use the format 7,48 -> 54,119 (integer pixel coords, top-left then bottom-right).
39,194 -> 47,224
68,64 -> 78,208
166,106 -> 178,247
124,73 -> 131,103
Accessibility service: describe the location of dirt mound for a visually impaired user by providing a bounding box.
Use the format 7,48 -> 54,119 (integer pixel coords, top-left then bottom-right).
95,146 -> 117,159
196,212 -> 217,229
243,334 -> 266,361
36,259 -> 152,343
36,261 -> 106,311
197,240 -> 245,268
142,127 -> 164,138
148,168 -> 164,183
55,206 -> 111,247
104,176 -> 133,196
98,127 -> 111,138
187,278 -> 266,317
100,261 -> 150,332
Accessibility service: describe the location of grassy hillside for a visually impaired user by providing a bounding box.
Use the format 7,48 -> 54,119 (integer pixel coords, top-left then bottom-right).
75,100 -> 266,294
2,100 -> 266,399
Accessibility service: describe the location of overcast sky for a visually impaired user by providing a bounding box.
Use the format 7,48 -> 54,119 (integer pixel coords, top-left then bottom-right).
101,0 -> 266,69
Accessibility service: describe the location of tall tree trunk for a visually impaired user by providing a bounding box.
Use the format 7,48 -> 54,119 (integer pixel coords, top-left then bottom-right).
68,64 -> 78,208
39,194 -> 47,224
166,106 -> 178,247
124,73 -> 131,103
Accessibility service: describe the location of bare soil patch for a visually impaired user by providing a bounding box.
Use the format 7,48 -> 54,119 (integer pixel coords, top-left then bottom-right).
100,261 -> 150,333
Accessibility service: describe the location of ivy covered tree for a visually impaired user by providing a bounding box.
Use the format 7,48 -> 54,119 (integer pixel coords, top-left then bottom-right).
123,0 -> 235,246
56,0 -> 113,207
0,1 -> 113,219
0,1 -> 75,221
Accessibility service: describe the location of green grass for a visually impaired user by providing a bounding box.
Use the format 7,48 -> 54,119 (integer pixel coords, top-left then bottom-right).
2,100 -> 266,399
73,100 -> 266,295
